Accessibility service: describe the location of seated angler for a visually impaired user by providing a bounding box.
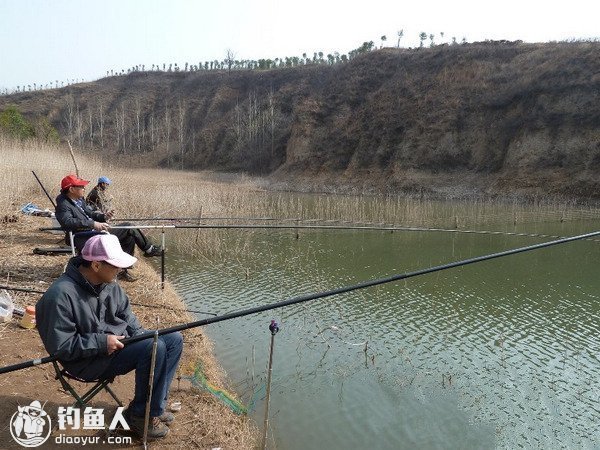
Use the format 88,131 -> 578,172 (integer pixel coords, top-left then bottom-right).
86,176 -> 114,214
36,234 -> 183,439
55,174 -> 162,281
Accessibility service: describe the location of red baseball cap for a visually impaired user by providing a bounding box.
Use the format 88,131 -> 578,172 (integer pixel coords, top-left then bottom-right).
61,174 -> 90,190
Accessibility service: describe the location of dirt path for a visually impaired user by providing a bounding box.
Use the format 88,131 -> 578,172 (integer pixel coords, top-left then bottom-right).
0,215 -> 256,449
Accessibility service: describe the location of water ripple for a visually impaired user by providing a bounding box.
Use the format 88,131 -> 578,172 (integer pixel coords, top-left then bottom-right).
165,227 -> 600,449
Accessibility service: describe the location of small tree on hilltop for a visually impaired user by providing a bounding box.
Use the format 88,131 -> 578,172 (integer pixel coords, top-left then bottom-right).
380,35 -> 387,48
225,49 -> 236,73
397,29 -> 404,47
419,32 -> 427,48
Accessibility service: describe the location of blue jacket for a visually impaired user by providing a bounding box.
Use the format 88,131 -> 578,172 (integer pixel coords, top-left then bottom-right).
36,257 -> 145,380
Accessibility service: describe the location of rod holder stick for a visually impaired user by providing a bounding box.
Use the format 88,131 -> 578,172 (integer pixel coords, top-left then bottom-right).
161,228 -> 166,290
143,331 -> 159,449
66,140 -> 80,177
261,320 -> 279,450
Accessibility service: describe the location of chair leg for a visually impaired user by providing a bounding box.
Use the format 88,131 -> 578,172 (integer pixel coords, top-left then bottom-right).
65,383 -> 87,408
79,380 -> 110,406
53,361 -> 123,408
104,384 -> 123,407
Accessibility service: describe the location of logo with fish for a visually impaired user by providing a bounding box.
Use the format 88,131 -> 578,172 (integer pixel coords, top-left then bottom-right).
10,400 -> 52,447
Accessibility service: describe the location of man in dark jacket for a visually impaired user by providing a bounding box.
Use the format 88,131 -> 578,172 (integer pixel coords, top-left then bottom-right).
56,174 -> 161,281
36,233 -> 183,439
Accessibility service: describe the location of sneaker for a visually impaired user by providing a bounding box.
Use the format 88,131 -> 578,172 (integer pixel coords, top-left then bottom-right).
143,245 -> 162,257
118,270 -> 138,282
126,412 -> 169,439
159,411 -> 174,425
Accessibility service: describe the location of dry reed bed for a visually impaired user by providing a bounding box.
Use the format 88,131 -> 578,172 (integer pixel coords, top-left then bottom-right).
3,137 -> 599,261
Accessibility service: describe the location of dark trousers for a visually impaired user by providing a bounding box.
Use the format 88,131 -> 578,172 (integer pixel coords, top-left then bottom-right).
68,223 -> 152,256
110,223 -> 152,256
100,332 -> 183,417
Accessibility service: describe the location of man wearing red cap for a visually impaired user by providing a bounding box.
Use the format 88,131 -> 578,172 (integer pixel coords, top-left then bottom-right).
55,174 -> 161,281
36,234 -> 183,439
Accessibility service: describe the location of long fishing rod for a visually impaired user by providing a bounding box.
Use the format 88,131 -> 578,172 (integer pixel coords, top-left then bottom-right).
2,229 -> 599,376
173,223 -> 600,242
38,224 -> 577,241
171,223 -> 569,240
31,171 -> 56,208
105,221 -> 597,243
0,285 -> 215,316
116,216 -> 301,222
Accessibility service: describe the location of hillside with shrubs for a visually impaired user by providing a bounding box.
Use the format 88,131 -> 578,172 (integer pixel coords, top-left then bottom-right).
1,40 -> 599,199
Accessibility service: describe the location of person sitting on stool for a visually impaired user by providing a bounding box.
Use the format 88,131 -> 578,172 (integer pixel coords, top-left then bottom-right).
86,176 -> 114,214
55,174 -> 162,282
36,234 -> 183,439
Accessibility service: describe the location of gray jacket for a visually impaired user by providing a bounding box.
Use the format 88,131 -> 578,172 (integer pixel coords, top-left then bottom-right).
36,257 -> 145,380
55,193 -> 106,232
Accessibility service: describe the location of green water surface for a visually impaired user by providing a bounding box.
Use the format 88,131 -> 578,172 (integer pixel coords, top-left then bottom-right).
160,197 -> 600,449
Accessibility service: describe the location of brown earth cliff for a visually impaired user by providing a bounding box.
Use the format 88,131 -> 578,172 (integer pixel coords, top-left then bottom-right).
1,41 -> 599,199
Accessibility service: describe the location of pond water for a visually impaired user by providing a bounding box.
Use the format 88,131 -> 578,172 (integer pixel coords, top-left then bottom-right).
159,197 -> 600,449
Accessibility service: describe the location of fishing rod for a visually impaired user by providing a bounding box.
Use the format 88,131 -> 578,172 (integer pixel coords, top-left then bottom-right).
2,229 -> 599,376
172,223 -> 566,239
39,225 -> 176,231
115,216 -> 301,222
0,285 -> 45,294
108,222 -> 599,243
31,171 -> 56,208
0,286 -> 214,316
130,302 -> 216,317
37,224 -> 580,241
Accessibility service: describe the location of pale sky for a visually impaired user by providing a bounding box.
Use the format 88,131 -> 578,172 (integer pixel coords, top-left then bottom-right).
0,0 -> 598,91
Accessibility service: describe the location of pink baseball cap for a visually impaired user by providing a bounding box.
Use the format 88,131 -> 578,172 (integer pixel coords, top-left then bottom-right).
81,234 -> 137,268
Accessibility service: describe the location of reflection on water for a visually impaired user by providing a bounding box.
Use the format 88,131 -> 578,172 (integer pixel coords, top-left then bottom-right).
159,203 -> 600,449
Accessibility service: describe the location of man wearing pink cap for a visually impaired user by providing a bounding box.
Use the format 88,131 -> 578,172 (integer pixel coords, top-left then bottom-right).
55,174 -> 162,281
36,234 -> 183,439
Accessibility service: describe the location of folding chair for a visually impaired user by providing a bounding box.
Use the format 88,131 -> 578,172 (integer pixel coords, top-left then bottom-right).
52,361 -> 123,408
68,230 -> 103,256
